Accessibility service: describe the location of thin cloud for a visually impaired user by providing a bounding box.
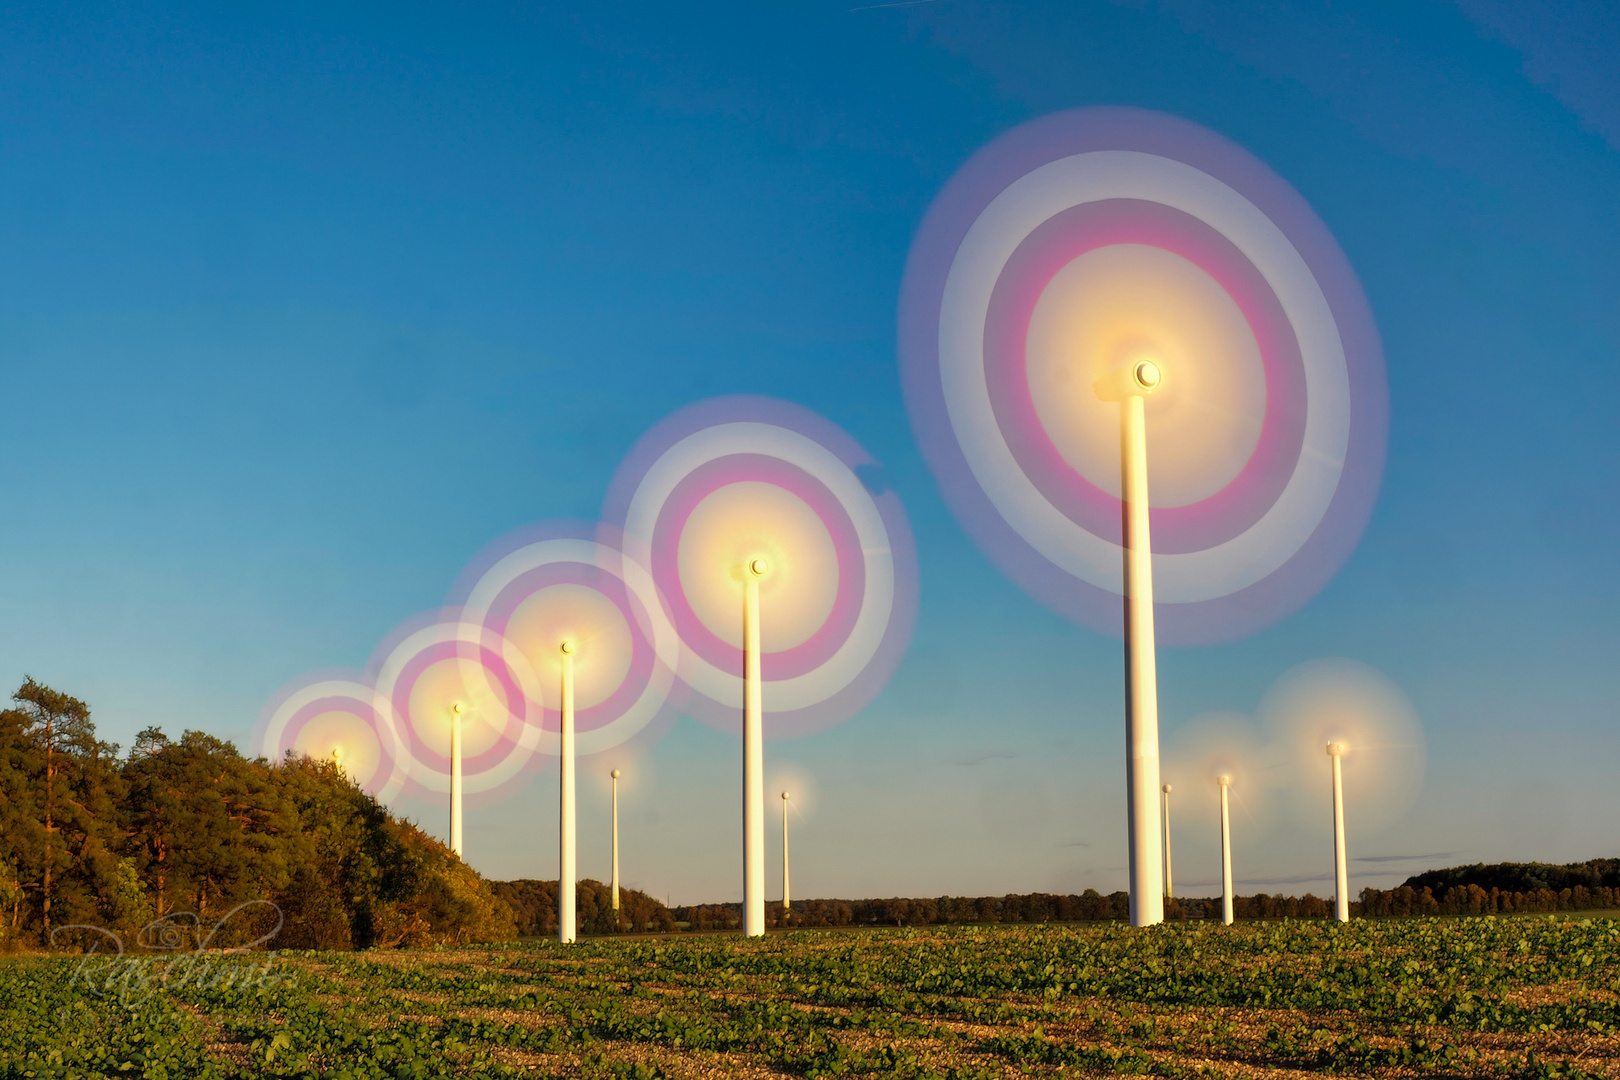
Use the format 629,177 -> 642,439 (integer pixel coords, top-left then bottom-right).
1174,877 -> 1334,888
951,751 -> 1019,767
1236,873 -> 1335,887
850,0 -> 941,10
1356,852 -> 1458,865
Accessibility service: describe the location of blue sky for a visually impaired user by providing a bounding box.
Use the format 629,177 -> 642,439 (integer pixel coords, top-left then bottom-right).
1,1 -> 1616,904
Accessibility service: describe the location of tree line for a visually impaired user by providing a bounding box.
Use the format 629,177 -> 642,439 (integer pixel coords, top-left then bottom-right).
671,891 -> 1338,929
0,678 -> 515,950
492,878 -> 676,937
1400,859 -> 1620,896
6,675 -> 1612,950
675,867 -> 1620,930
1358,858 -> 1620,918
672,882 -> 1620,929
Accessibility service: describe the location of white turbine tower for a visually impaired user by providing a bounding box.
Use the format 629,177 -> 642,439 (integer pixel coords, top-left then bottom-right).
1097,358 -> 1167,926
1217,774 -> 1234,925
1161,782 -> 1173,901
1327,741 -> 1349,923
558,640 -> 578,943
610,768 -> 621,914
449,701 -> 464,858
742,557 -> 768,937
781,790 -> 791,914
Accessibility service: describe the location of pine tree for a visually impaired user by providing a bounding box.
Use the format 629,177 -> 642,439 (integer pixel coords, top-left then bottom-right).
122,729 -> 296,921
0,678 -> 128,942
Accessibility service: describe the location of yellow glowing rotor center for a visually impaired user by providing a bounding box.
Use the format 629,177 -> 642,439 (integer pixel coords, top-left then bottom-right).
1025,243 -> 1266,507
506,583 -> 632,709
292,710 -> 382,786
679,481 -> 839,651
408,658 -> 508,758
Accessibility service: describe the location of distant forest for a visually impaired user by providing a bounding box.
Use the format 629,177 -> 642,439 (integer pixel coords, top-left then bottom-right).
3,677 -> 1615,952
670,863 -> 1620,931
445,861 -> 1620,935
1361,860 -> 1620,918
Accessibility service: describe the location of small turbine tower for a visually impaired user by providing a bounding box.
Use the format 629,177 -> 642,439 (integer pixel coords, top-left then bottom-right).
781,790 -> 792,913
1327,741 -> 1349,923
1217,774 -> 1234,925
1160,781 -> 1173,901
610,769 -> 622,913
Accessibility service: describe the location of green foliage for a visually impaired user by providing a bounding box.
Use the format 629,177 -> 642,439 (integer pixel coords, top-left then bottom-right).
0,960 -> 234,1077
1361,879 -> 1620,918
0,678 -> 127,943
1405,859 -> 1620,895
123,728 -> 299,923
675,888 -> 1133,930
6,917 -> 1620,1075
0,678 -> 517,952
492,878 -> 677,938
661,875 -> 1620,932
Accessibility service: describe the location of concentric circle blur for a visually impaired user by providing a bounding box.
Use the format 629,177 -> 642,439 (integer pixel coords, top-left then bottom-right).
454,526 -> 677,756
370,617 -> 543,796
1161,710 -> 1281,846
605,396 -> 917,737
1261,659 -> 1425,836
900,107 -> 1387,644
254,674 -> 408,802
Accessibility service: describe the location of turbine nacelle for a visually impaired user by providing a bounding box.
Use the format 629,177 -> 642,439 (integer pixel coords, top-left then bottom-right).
1093,357 -> 1165,402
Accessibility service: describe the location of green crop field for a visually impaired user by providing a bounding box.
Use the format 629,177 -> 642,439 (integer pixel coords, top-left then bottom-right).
4,916 -> 1619,1080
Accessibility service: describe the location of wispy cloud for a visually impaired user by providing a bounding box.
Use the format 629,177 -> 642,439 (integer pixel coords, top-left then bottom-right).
1174,878 -> 1334,889
1230,873 -> 1335,887
1356,852 -> 1458,865
951,751 -> 1018,767
850,0 -> 941,10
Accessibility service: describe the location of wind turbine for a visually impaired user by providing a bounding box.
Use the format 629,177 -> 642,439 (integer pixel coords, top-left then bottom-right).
607,397 -> 917,938
898,109 -> 1388,925
453,525 -> 680,944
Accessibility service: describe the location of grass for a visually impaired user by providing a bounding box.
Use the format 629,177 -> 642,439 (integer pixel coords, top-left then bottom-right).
5,915 -> 1620,1078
